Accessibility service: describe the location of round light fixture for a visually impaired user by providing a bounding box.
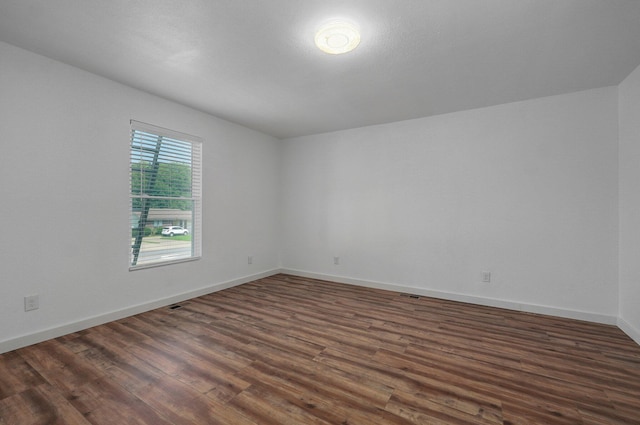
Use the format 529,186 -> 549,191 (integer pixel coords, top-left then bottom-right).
314,20 -> 360,55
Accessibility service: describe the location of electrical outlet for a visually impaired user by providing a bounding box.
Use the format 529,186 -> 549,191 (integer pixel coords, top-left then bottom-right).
24,294 -> 39,312
482,271 -> 491,283
248,256 -> 253,265
333,256 -> 340,265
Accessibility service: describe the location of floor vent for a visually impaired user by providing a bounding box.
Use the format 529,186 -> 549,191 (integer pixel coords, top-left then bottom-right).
169,304 -> 183,310
400,293 -> 421,299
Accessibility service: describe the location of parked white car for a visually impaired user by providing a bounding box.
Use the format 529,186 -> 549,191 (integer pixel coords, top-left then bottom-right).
161,226 -> 189,236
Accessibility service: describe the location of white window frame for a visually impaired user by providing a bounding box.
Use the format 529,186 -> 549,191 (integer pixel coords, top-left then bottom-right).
129,120 -> 202,270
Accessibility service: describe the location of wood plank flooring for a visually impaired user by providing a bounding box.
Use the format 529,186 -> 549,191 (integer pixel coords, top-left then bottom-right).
1,273 -> 640,424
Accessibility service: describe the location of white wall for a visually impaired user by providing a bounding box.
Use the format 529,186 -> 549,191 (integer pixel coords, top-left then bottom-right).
0,42 -> 281,352
281,87 -> 619,322
619,63 -> 640,344
1,39 -> 633,352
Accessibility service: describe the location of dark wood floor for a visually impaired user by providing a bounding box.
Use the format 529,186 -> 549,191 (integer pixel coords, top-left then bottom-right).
1,274 -> 640,424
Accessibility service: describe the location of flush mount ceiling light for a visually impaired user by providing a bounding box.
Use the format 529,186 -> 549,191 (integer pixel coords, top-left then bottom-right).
314,20 -> 361,55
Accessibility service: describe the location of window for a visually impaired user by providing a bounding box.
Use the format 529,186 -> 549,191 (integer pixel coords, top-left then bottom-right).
129,121 -> 202,269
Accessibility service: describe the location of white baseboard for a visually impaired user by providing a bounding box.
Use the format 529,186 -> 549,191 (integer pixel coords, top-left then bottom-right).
280,268 -> 619,326
618,317 -> 640,346
0,269 -> 280,354
4,268 -> 631,354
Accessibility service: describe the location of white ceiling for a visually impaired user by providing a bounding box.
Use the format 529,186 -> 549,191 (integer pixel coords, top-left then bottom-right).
1,0 -> 640,139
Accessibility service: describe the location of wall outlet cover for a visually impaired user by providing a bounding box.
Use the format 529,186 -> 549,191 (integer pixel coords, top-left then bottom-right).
24,295 -> 39,311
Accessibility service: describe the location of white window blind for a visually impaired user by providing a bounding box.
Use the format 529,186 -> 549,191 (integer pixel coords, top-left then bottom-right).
129,120 -> 202,269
